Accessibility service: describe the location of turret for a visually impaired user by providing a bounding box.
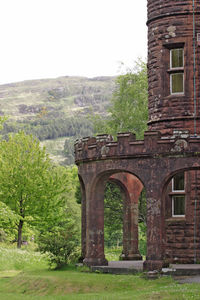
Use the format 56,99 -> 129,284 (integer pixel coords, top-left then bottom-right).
147,0 -> 200,136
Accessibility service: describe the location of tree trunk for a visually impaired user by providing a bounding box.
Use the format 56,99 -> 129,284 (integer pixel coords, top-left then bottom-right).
17,195 -> 24,248
17,219 -> 24,248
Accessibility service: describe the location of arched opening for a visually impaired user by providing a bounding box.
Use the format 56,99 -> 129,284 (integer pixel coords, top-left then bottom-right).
104,181 -> 123,257
163,168 -> 200,264
103,173 -> 146,262
82,169 -> 146,266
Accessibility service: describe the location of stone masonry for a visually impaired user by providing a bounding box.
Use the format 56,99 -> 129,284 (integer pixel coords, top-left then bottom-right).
75,0 -> 200,271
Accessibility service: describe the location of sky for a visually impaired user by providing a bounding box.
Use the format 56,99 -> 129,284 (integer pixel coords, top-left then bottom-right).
0,0 -> 147,85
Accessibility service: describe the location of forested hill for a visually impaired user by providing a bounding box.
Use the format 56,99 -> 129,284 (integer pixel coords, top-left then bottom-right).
0,76 -> 116,164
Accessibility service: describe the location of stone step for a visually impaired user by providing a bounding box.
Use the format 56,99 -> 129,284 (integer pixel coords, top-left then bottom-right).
90,262 -> 200,276
91,261 -> 143,275
162,264 -> 200,276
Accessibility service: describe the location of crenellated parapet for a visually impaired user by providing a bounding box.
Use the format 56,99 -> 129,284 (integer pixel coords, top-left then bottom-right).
74,130 -> 200,164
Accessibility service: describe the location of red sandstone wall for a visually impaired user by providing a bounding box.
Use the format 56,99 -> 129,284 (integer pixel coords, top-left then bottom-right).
147,0 -> 200,136
165,170 -> 200,264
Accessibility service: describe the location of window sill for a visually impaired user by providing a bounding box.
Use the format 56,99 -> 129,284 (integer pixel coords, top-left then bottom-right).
165,93 -> 185,98
169,192 -> 185,196
165,217 -> 186,224
167,68 -> 184,73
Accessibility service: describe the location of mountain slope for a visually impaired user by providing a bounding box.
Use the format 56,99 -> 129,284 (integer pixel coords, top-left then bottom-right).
0,76 -> 116,164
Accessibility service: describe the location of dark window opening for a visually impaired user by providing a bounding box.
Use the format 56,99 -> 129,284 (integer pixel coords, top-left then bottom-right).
172,172 -> 185,191
172,195 -> 185,216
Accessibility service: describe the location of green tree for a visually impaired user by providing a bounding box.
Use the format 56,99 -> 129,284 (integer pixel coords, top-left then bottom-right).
37,166 -> 81,268
0,131 -> 67,248
104,182 -> 123,247
0,201 -> 20,242
93,59 -> 148,139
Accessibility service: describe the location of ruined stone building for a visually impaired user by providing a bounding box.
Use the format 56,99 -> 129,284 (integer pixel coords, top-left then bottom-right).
75,0 -> 200,271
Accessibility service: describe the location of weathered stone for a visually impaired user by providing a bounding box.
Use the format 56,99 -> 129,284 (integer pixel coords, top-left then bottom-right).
75,0 -> 200,271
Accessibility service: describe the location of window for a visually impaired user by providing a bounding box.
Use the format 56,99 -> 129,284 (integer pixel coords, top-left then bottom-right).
172,172 -> 184,192
171,172 -> 185,217
170,73 -> 184,94
170,48 -> 184,94
170,49 -> 183,69
172,195 -> 185,217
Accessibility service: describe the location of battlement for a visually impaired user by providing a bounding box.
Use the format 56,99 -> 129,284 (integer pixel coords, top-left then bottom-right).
74,130 -> 200,163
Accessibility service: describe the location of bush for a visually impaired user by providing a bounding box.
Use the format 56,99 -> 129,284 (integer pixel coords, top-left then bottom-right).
139,222 -> 146,257
37,219 -> 80,269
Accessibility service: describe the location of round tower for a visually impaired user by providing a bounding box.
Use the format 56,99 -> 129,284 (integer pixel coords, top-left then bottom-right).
147,0 -> 200,136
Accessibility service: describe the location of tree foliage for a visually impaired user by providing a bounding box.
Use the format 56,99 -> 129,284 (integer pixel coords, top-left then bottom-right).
0,201 -> 20,242
104,182 -> 123,247
37,166 -> 81,268
0,131 -> 68,248
93,60 -> 148,139
2,116 -> 93,142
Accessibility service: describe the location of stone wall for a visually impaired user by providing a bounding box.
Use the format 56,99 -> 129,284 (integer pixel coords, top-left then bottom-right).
165,170 -> 200,264
147,0 -> 200,136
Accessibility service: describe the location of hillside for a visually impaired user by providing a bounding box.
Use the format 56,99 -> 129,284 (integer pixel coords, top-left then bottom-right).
0,76 -> 116,164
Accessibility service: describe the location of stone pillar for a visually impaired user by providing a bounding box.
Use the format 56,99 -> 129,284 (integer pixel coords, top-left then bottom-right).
80,178 -> 86,261
83,178 -> 108,266
143,185 -> 164,271
125,201 -> 142,260
123,174 -> 143,260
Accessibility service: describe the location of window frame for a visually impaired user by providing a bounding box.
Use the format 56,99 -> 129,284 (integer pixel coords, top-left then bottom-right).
169,48 -> 184,95
171,172 -> 185,218
172,172 -> 185,192
170,48 -> 184,69
170,73 -> 184,95
172,195 -> 185,217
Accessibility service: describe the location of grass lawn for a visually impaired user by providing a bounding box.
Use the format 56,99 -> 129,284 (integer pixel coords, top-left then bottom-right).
1,267 -> 200,300
1,245 -> 200,300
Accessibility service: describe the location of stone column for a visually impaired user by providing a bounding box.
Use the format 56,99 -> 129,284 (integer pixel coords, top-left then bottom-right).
143,185 -> 164,271
125,201 -> 142,260
80,179 -> 86,261
83,178 -> 108,266
123,174 -> 143,260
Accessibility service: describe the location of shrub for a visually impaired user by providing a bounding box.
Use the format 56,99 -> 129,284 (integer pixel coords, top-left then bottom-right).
37,219 -> 80,269
139,222 -> 146,257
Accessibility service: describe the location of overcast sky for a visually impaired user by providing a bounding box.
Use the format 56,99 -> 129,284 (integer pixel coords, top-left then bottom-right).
0,0 -> 147,85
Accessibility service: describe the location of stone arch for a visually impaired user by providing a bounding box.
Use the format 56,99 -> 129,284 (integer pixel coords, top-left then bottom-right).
83,168 -> 145,266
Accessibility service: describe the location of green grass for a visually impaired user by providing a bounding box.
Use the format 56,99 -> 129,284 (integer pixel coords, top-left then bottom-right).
1,244 -> 200,300
1,268 -> 200,300
105,246 -> 122,261
0,245 -> 48,271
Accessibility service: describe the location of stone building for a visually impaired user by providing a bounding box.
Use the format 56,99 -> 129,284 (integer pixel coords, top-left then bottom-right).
75,0 -> 200,271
